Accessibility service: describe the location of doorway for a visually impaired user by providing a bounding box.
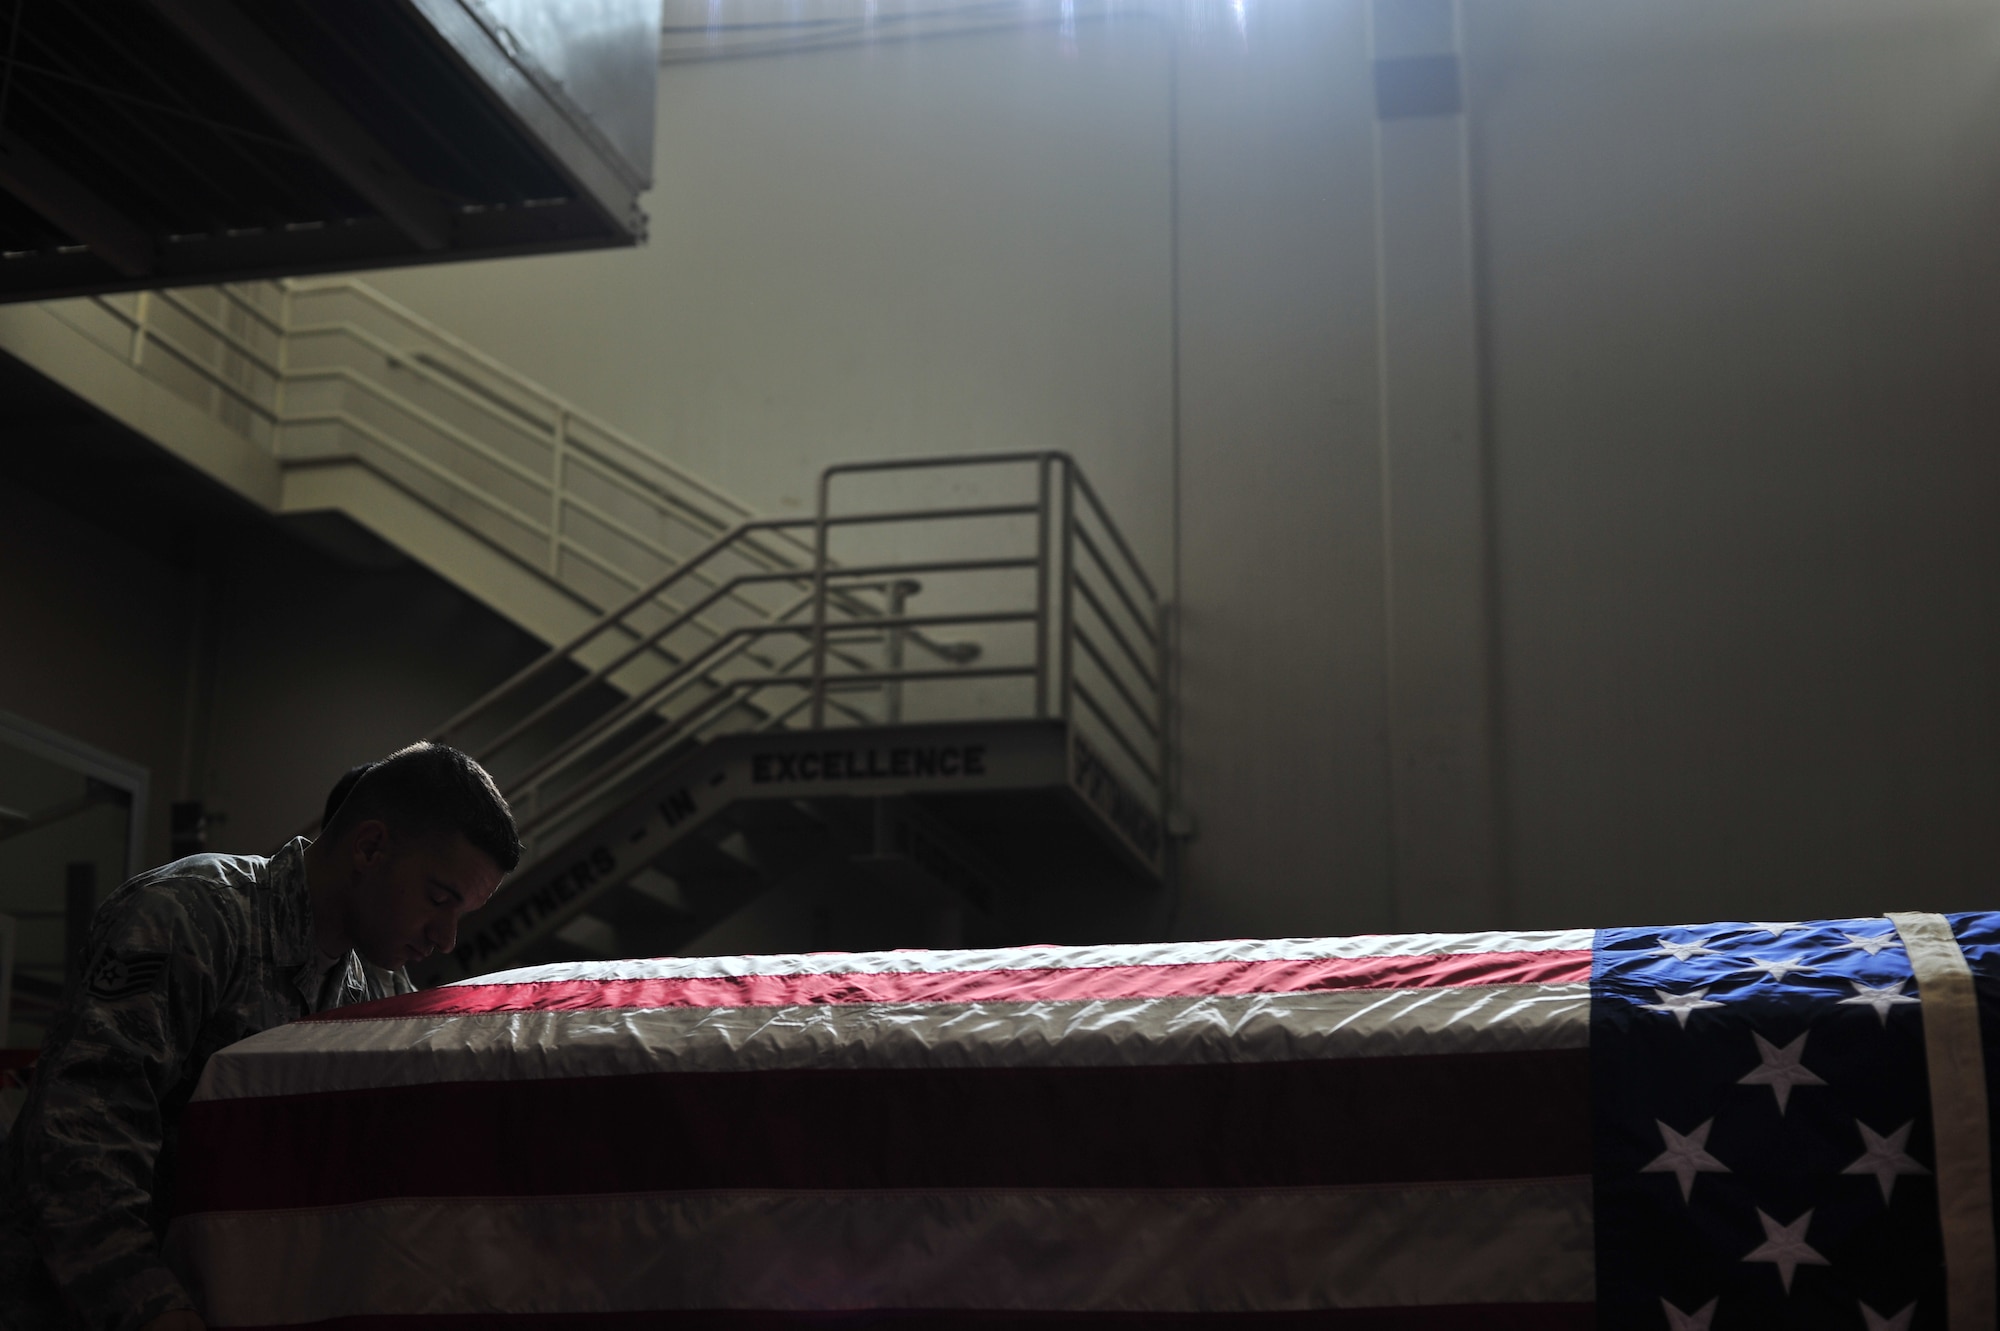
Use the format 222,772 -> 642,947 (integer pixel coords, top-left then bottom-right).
0,711 -> 148,1055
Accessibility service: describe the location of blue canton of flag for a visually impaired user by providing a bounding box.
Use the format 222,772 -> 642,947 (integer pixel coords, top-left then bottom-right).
1592,916 -> 1968,1330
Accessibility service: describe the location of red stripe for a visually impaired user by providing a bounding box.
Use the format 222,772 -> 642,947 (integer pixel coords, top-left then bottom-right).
315,950 -> 1592,1020
174,1050 -> 1589,1213
215,1307 -> 1595,1329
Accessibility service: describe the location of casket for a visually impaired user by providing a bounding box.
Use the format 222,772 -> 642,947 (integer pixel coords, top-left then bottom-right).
166,913 -> 1998,1329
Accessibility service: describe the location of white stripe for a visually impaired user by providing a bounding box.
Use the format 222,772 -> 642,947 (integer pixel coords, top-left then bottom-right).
458,930 -> 1597,987
168,1180 -> 1594,1324
1889,912 -> 1996,1331
196,981 -> 1590,1101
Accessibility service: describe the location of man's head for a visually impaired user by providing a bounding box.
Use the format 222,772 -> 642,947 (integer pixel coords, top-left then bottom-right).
315,743 -> 521,969
320,762 -> 377,833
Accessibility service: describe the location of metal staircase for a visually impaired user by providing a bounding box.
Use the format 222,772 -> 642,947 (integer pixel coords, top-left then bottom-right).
0,279 -> 1171,971
412,450 -> 1168,979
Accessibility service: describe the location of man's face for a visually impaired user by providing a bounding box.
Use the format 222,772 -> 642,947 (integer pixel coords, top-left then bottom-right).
345,822 -> 504,969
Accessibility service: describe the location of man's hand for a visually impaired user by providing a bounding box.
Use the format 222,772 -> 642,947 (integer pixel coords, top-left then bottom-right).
141,1311 -> 206,1331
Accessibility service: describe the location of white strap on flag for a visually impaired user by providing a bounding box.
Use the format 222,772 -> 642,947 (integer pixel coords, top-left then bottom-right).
1888,911 -> 1995,1331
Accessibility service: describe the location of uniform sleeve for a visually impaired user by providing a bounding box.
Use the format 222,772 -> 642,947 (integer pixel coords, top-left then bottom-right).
12,879 -> 235,1331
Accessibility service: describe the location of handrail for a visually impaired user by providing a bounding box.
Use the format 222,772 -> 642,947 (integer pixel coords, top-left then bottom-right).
497,581 -> 819,793
1073,577 -> 1158,691
282,318 -> 974,674
429,516 -> 805,742
797,449 -> 1165,809
1072,524 -> 1157,648
470,568 -> 815,761
281,278 -> 765,528
1070,466 -> 1159,604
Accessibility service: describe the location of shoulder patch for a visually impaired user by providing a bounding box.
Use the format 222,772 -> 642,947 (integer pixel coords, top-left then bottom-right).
86,951 -> 170,1002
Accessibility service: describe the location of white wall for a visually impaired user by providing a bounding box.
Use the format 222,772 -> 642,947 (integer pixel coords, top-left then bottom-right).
1473,0 -> 2000,926
366,22 -> 1175,550
359,0 -> 2000,936
1170,2 -> 1397,938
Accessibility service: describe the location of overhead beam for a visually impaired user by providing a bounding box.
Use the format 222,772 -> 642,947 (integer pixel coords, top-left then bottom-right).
142,0 -> 452,251
0,132 -> 154,276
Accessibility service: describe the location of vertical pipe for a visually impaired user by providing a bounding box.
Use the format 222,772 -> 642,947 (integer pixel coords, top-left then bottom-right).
1057,460 -> 1077,723
886,579 -> 910,725
1034,456 -> 1052,717
1155,600 -> 1171,821
1166,22 -> 1184,842
550,410 -> 567,577
808,468 -> 835,728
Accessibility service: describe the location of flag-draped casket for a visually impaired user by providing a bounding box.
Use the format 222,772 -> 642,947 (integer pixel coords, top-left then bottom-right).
165,914 -> 2000,1329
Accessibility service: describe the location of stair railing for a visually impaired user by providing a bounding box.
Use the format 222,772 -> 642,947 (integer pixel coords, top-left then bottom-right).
808,451 -> 1165,803
458,452 -> 1164,868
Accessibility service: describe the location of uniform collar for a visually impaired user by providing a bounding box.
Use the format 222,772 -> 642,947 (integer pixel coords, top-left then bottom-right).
267,836 -> 358,1011
266,836 -> 317,970
299,951 -> 366,1013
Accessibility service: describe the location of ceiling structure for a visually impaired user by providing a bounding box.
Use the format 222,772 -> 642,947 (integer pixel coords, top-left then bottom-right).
0,0 -> 659,304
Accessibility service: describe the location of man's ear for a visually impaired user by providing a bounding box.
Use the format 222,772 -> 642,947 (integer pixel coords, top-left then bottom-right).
349,818 -> 392,872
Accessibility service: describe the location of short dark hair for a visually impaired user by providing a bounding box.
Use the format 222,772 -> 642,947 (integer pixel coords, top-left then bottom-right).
321,742 -> 521,873
320,763 -> 377,832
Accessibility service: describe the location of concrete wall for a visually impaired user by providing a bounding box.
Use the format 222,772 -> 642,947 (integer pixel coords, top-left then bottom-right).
0,469 -> 552,867
192,536 -> 553,857
357,0 -> 2000,936
0,476 -> 195,870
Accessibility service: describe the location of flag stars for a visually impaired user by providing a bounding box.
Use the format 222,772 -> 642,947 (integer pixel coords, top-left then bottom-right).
1742,1208 -> 1829,1291
1643,1118 -> 1729,1201
1642,988 -> 1727,1027
1661,1297 -> 1717,1330
1747,922 -> 1804,938
1838,979 -> 1920,1027
1860,1303 -> 1916,1331
1837,931 -> 1902,957
1649,937 -> 1720,963
1737,956 -> 1814,982
1842,1120 -> 1929,1203
1738,1031 -> 1826,1113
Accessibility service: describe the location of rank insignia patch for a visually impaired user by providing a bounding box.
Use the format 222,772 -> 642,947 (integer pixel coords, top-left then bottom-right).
87,952 -> 169,1002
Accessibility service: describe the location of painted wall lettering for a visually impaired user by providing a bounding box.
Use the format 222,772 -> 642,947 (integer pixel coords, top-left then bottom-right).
1072,738 -> 1164,865
456,840 -> 619,971
659,786 -> 697,826
751,744 -> 989,785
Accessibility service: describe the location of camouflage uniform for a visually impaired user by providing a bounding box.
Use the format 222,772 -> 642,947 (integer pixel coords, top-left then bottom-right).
0,838 -> 409,1331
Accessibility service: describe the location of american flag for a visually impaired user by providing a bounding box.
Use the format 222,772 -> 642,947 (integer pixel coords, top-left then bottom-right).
1594,914 -> 1991,1330
164,916 -> 1991,1328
